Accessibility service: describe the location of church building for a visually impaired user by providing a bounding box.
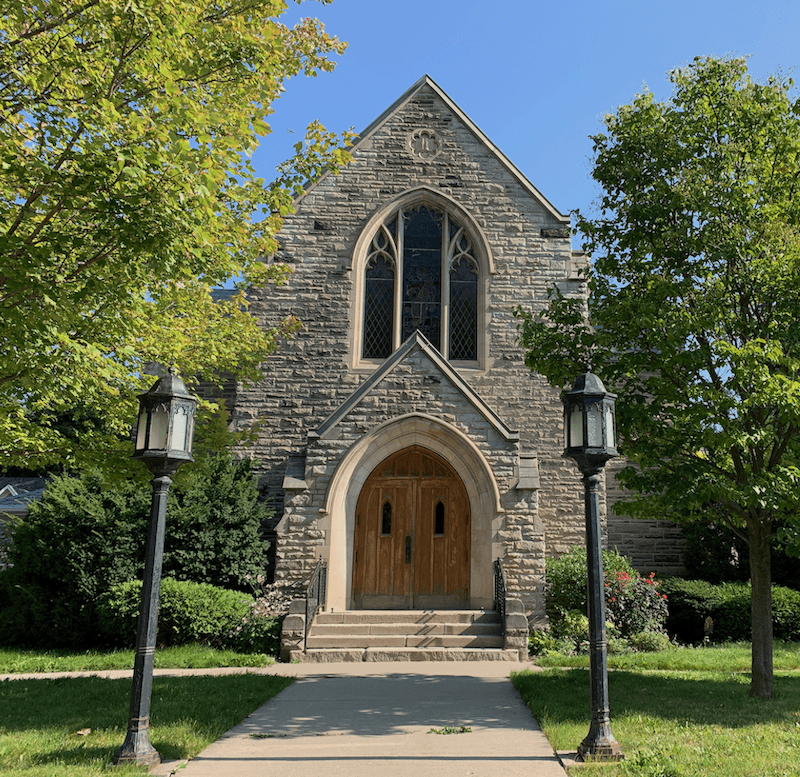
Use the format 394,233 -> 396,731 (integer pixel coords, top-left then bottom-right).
225,76 -> 685,658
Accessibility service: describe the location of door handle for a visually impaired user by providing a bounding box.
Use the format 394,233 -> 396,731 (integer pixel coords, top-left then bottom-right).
405,535 -> 411,563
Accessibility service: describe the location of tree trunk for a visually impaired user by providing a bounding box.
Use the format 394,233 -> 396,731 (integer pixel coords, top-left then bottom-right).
748,515 -> 773,698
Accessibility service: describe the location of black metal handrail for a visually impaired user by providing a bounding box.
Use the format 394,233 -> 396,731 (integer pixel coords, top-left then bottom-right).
304,558 -> 327,651
493,558 -> 507,634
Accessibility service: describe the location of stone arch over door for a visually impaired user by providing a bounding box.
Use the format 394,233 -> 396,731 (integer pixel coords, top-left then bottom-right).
318,413 -> 503,611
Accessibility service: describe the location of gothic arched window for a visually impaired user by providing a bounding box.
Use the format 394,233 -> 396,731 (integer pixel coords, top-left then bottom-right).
361,204 -> 480,362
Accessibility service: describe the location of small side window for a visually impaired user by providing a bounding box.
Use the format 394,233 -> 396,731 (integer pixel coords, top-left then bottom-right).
381,500 -> 392,535
434,500 -> 445,536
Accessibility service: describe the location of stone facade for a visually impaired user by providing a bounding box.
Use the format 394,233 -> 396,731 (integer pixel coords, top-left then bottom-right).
227,76 -> 684,623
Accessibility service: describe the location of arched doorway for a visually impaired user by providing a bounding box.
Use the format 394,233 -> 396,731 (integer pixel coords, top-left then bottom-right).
352,446 -> 470,609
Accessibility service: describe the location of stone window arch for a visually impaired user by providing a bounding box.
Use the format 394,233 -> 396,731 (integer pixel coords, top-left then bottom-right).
355,189 -> 491,367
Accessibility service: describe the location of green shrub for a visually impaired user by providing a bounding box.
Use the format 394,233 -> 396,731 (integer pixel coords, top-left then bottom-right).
99,578 -> 252,647
162,453 -> 272,590
555,609 -> 589,648
607,634 -> 632,655
605,569 -> 669,637
0,473 -> 149,648
661,577 -> 800,643
223,611 -> 283,656
528,629 -> 558,656
772,586 -> 800,641
98,577 -> 281,653
629,630 -> 675,653
546,546 -> 637,616
0,451 -> 271,648
545,546 -> 668,639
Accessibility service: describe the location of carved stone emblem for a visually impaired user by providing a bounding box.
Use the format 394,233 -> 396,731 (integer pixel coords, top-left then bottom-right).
408,128 -> 442,160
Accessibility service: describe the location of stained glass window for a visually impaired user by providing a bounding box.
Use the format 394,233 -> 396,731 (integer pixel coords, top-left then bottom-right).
449,257 -> 478,360
361,204 -> 480,362
402,207 -> 441,348
363,221 -> 396,359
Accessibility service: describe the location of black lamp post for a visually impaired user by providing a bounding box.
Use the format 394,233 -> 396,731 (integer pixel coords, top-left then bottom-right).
562,371 -> 624,762
113,368 -> 197,767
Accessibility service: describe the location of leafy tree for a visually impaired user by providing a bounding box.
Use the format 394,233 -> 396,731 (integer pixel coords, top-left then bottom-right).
0,450 -> 271,647
517,57 -> 800,698
0,0 -> 352,471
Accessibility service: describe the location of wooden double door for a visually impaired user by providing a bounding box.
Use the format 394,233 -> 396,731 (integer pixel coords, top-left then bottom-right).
352,446 -> 470,609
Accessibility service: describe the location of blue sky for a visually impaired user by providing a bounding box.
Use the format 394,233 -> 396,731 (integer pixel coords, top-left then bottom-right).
252,0 -> 799,236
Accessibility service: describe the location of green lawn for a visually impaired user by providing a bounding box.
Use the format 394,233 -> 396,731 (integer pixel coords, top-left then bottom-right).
0,645 -> 276,674
0,673 -> 293,776
514,649 -> 800,777
534,640 -> 800,672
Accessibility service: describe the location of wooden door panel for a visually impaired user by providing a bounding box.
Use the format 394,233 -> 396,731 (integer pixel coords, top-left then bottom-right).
352,447 -> 470,609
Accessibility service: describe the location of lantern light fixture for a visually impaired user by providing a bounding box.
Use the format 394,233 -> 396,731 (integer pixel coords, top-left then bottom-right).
563,371 -> 618,467
133,367 -> 197,468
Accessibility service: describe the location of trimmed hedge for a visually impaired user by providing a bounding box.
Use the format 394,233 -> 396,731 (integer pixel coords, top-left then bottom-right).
98,578 -> 281,654
661,577 -> 800,643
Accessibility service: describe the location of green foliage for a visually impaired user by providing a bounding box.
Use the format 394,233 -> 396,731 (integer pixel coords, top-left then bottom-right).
0,1 -> 354,472
528,628 -> 559,656
546,545 -> 635,615
0,472 -> 149,647
98,577 -> 281,653
628,631 -> 675,653
517,55 -> 800,696
606,569 -> 670,638
661,578 -> 800,643
681,523 -> 750,584
164,453 -> 272,589
682,522 -> 800,589
0,451 -> 271,648
99,578 -> 251,647
545,546 -> 668,641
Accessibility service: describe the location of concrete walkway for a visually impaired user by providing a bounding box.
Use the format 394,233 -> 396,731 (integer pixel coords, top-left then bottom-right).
155,662 -> 571,777
1,662 -> 572,776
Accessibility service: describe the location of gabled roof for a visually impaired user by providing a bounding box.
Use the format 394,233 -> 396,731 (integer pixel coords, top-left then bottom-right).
302,74 -> 569,224
315,331 -> 519,441
0,477 -> 48,515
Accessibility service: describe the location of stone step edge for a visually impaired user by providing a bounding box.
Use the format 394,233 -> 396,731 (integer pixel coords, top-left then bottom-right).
315,611 -> 501,625
309,623 -> 502,636
288,647 -> 523,663
306,637 -> 504,649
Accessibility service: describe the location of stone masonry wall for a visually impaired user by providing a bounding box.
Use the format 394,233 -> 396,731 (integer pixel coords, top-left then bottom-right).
605,459 -> 687,575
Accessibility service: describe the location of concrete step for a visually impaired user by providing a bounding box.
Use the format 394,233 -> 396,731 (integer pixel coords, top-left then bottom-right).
315,610 -> 500,625
310,622 -> 501,637
289,647 -> 521,663
302,609 -> 506,659
306,634 -> 504,649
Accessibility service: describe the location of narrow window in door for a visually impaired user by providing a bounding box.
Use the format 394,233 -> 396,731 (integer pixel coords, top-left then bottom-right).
434,500 -> 445,536
381,500 -> 392,535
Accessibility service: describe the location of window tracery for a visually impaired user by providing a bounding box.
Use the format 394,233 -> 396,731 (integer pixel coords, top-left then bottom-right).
361,203 -> 480,363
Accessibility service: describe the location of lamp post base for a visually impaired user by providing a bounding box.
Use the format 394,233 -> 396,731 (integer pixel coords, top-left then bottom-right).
577,726 -> 624,762
112,722 -> 161,767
